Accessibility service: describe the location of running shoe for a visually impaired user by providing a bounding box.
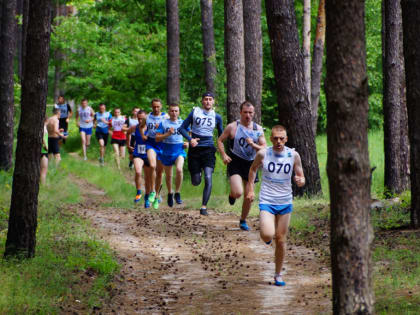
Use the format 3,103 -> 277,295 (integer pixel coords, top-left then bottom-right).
99,157 -> 104,166
265,239 -> 272,245
200,208 -> 208,216
83,156 -> 87,161
274,274 -> 286,286
228,195 -> 236,205
148,191 -> 156,203
174,192 -> 183,205
239,220 -> 250,231
167,193 -> 174,207
134,193 -> 142,203
144,198 -> 150,209
153,198 -> 159,210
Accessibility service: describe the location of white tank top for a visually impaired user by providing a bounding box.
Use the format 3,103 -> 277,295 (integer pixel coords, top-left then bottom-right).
259,146 -> 295,205
232,121 -> 262,161
111,116 -> 126,131
78,106 -> 93,128
128,117 -> 138,135
191,107 -> 216,137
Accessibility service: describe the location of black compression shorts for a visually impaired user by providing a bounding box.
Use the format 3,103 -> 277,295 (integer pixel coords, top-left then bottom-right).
227,153 -> 258,182
187,146 -> 216,175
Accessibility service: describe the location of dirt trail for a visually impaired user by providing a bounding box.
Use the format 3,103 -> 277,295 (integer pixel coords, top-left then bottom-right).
68,172 -> 331,314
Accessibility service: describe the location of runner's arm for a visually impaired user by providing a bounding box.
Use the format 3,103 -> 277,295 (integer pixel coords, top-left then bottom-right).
245,149 -> 265,202
67,104 -> 72,120
215,114 -> 224,137
217,123 -> 233,164
247,127 -> 267,151
155,122 -> 169,142
179,111 -> 193,142
293,151 -> 305,187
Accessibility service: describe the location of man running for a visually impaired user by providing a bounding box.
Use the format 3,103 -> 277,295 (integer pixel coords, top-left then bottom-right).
217,101 -> 266,230
75,99 -> 94,160
144,99 -> 168,209
155,104 -> 188,207
246,125 -> 305,286
179,92 -> 223,216
47,108 -> 67,165
127,110 -> 153,206
109,108 -> 128,170
126,106 -> 139,169
54,95 -> 72,143
94,103 -> 112,166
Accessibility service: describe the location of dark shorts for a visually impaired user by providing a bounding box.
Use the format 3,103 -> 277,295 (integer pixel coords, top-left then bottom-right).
41,153 -> 48,159
48,137 -> 60,155
187,146 -> 216,175
59,118 -> 68,132
96,131 -> 109,146
111,138 -> 126,147
130,136 -> 136,148
227,153 -> 258,182
133,155 -> 150,167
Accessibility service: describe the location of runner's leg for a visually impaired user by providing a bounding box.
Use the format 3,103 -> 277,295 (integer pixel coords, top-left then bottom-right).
40,156 -> 48,184
113,143 -> 121,169
80,131 -> 87,159
174,156 -> 184,193
99,138 -> 105,159
155,159 -> 164,198
241,179 -> 251,221
134,158 -> 144,190
259,210 -> 275,243
164,164 -> 173,194
274,213 -> 291,275
147,149 -> 157,193
201,166 -> 213,207
229,174 -> 243,199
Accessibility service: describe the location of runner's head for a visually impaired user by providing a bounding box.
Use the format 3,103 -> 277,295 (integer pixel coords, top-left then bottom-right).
151,98 -> 162,115
58,95 -> 65,104
271,125 -> 287,152
168,104 -> 180,121
52,107 -> 61,118
98,103 -> 106,113
137,109 -> 147,126
114,108 -> 121,117
201,92 -> 214,111
131,106 -> 139,118
239,101 -> 255,125
81,99 -> 88,108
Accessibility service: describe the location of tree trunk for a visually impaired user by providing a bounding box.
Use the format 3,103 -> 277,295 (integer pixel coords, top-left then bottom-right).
166,0 -> 180,105
265,0 -> 322,196
383,0 -> 405,195
243,0 -> 262,124
53,2 -> 65,102
21,0 -> 29,83
0,0 -> 17,171
224,0 -> 245,123
325,1 -> 374,314
200,0 -> 217,96
16,0 -> 23,81
302,0 -> 311,109
4,0 -> 52,259
401,0 -> 420,228
311,0 -> 325,135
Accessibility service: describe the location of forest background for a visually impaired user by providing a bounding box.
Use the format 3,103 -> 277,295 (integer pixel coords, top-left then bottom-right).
14,0 -> 382,133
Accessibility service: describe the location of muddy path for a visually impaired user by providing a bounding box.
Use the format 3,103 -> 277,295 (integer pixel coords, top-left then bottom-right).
67,171 -> 331,314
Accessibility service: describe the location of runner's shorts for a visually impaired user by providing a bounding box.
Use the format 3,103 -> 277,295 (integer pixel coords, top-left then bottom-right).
95,129 -> 109,146
187,146 -> 216,174
259,204 -> 293,216
227,153 -> 258,182
133,154 -> 150,167
160,150 -> 186,166
48,137 -> 60,155
111,138 -> 126,147
59,117 -> 68,133
79,127 -> 92,135
146,137 -> 163,156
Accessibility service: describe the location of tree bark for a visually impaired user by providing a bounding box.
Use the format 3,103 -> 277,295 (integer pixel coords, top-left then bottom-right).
4,0 -> 52,259
382,0 -> 405,195
225,0 -> 245,123
401,0 -> 420,228
311,0 -> 325,135
166,0 -> 180,105
302,0 -> 311,109
53,2 -> 65,102
265,0 -> 322,196
325,1 -> 374,314
200,0 -> 217,96
16,0 -> 23,81
243,0 -> 262,124
21,0 -> 29,83
0,0 -> 17,171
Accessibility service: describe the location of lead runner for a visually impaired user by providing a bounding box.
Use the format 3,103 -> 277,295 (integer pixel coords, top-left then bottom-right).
246,125 -> 305,286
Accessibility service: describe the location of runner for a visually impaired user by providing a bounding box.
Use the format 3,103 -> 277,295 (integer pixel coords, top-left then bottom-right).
127,110 -> 153,206
246,125 -> 305,286
94,103 -> 112,166
217,101 -> 266,230
40,117 -> 49,184
109,108 -> 128,170
126,107 -> 139,169
179,92 -> 223,216
75,99 -> 94,160
155,104 -> 189,207
54,95 -> 72,143
144,99 -> 168,210
47,108 -> 67,165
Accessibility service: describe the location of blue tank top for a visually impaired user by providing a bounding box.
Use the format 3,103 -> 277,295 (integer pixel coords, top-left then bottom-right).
95,111 -> 112,129
160,118 -> 184,144
55,103 -> 70,118
232,121 -> 262,161
133,127 -> 147,158
146,112 -> 168,139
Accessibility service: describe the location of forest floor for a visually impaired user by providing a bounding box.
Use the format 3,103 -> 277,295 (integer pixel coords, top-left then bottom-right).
63,155 -> 332,314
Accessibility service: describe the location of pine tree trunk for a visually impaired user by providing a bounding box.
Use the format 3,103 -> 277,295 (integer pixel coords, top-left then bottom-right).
311,0 -> 325,135
224,0 -> 245,123
265,0 -> 322,196
243,0 -> 262,124
21,0 -> 29,83
53,2 -> 65,102
4,0 -> 52,259
302,0 -> 311,108
16,0 -> 23,81
166,0 -> 180,105
0,0 -> 17,171
200,0 -> 217,95
325,1 -> 374,313
383,0 -> 404,195
401,0 -> 420,228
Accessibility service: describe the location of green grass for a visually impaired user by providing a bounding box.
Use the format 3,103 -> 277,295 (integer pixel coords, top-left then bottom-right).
0,168 -> 119,314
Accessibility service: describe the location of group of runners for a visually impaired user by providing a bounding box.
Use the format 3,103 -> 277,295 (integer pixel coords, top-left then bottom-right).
41,92 -> 306,287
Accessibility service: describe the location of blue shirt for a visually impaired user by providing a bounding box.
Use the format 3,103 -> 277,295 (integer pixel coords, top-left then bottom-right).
95,112 -> 112,132
157,118 -> 188,154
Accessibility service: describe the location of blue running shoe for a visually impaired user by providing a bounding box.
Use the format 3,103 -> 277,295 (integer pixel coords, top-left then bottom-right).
167,193 -> 174,207
239,220 -> 250,231
274,274 -> 286,286
265,240 -> 272,245
200,208 -> 208,216
134,193 -> 142,203
174,192 -> 183,204
144,194 -> 151,209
